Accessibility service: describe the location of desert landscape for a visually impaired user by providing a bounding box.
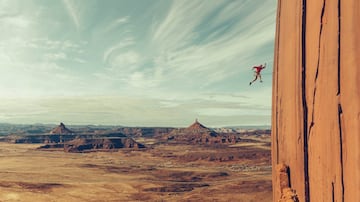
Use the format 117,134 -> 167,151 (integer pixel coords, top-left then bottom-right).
0,122 -> 271,202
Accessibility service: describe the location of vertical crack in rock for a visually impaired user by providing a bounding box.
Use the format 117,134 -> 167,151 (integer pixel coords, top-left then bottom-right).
338,104 -> 345,201
309,0 -> 326,136
277,99 -> 281,161
287,166 -> 292,188
337,1 -> 344,199
332,182 -> 335,202
337,0 -> 341,95
274,0 -> 282,164
301,0 -> 310,201
337,2 -> 343,200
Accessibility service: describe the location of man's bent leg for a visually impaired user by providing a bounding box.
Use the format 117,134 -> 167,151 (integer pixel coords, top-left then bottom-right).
250,76 -> 259,85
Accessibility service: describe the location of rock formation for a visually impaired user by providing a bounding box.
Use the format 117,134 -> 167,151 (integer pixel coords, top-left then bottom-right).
272,0 -> 359,201
166,120 -> 239,144
63,138 -> 145,152
50,123 -> 73,134
39,137 -> 145,152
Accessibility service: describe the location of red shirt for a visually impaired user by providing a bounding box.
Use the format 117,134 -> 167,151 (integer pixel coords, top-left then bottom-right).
253,65 -> 264,73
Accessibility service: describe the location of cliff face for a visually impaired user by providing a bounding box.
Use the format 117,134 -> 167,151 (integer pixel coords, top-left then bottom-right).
272,0 -> 359,201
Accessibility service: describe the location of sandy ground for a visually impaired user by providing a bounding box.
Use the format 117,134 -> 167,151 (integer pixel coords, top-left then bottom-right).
0,142 -> 271,202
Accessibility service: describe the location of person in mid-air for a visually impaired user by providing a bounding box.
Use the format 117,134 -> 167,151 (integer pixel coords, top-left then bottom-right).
249,63 -> 266,85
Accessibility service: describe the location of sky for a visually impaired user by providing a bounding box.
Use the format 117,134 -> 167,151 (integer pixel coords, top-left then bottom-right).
0,0 -> 276,127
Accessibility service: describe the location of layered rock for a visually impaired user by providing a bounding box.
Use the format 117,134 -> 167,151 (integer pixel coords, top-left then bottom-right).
63,138 -> 145,152
272,0 -> 360,201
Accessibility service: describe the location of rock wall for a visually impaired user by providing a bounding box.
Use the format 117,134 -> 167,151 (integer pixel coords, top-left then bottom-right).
272,0 -> 359,201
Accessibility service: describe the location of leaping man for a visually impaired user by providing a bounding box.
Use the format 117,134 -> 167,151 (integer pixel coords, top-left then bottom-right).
249,63 -> 266,85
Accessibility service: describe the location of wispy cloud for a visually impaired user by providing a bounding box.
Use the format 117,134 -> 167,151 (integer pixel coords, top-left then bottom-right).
103,37 -> 134,63
104,16 -> 129,33
109,51 -> 140,69
44,52 -> 67,60
0,3 -> 35,39
0,15 -> 32,28
25,38 -> 84,52
62,0 -> 80,30
152,1 -> 222,50
74,57 -> 86,63
0,0 -> 20,19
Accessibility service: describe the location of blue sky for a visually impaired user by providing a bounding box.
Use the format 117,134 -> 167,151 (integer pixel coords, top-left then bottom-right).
0,0 -> 276,127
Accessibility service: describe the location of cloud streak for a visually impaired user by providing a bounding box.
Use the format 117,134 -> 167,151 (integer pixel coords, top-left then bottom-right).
103,37 -> 134,63
104,16 -> 129,33
62,0 -> 80,30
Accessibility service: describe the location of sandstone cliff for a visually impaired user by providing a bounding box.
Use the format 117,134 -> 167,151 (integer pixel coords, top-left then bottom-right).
272,0 -> 359,201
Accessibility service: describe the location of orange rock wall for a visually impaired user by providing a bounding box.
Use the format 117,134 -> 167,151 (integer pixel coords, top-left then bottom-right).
272,0 -> 359,201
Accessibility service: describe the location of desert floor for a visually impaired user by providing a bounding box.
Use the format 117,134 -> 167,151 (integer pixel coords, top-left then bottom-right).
0,138 -> 271,202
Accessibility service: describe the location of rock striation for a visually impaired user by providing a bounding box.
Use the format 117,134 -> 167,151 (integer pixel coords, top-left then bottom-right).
272,0 -> 359,201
